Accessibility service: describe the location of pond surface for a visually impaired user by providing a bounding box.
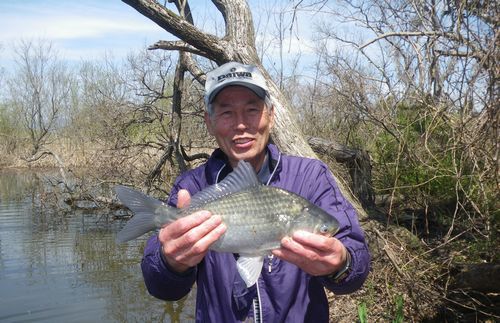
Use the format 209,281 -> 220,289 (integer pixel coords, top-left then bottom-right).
0,170 -> 195,322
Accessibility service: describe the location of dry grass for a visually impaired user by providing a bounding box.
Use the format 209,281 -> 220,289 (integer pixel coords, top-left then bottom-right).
328,219 -> 443,322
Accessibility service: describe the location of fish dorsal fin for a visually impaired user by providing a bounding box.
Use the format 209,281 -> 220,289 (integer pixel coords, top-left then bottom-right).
190,161 -> 260,208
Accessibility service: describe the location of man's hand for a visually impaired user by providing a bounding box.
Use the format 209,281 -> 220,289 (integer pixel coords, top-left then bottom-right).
158,189 -> 227,273
272,230 -> 348,277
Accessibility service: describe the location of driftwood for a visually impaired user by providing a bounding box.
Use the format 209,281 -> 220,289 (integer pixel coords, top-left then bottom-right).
64,195 -> 122,210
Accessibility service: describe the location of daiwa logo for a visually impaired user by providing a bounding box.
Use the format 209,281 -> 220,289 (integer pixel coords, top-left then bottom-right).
217,67 -> 252,83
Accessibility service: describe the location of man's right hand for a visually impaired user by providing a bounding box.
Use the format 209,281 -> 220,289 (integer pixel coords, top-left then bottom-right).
158,189 -> 227,273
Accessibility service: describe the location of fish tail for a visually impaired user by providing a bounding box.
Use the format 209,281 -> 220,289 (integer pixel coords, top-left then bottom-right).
114,185 -> 176,243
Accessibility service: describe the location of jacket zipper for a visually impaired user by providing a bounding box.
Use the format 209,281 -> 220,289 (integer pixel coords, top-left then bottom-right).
253,280 -> 263,323
268,255 -> 274,273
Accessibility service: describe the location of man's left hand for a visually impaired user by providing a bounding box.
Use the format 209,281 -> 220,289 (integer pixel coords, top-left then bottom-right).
272,230 -> 348,277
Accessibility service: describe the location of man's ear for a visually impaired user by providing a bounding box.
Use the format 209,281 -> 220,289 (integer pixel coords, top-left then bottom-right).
269,105 -> 275,128
204,111 -> 214,135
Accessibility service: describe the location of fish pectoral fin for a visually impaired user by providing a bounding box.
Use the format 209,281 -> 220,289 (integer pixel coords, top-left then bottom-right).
236,255 -> 264,288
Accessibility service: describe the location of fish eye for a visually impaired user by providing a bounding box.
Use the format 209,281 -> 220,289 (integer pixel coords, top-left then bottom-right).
319,224 -> 330,234
302,206 -> 309,213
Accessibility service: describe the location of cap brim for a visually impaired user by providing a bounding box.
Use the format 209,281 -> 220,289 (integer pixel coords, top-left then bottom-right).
208,81 -> 267,104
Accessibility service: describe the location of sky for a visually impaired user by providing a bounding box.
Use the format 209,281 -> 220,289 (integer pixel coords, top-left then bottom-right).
0,0 -> 351,87
0,0 -> 175,67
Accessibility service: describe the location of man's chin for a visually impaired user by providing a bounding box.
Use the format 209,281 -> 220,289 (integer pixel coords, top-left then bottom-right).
229,152 -> 253,162
230,147 -> 253,158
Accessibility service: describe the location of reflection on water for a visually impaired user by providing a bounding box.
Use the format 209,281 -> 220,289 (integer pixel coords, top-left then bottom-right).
0,170 -> 195,322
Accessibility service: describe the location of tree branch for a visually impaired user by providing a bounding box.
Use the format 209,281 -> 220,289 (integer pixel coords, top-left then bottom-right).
148,40 -> 209,56
122,0 -> 228,63
359,31 -> 472,50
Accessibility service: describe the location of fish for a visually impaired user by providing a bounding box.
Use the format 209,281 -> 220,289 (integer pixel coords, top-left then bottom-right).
114,160 -> 340,287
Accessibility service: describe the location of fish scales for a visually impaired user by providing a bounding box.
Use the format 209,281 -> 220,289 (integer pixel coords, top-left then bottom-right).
186,187 -> 303,254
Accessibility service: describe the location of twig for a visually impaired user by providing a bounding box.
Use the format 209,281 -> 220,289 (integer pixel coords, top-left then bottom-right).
373,228 -> 407,277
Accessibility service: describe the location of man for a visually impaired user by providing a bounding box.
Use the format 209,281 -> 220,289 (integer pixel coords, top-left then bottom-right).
141,62 -> 370,322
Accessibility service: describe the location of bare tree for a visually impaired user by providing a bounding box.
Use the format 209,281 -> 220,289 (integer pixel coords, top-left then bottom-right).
8,40 -> 74,155
315,0 -> 498,219
7,39 -> 76,182
123,0 -> 316,156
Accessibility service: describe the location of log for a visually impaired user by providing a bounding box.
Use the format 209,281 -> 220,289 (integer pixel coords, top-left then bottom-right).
451,263 -> 500,293
307,137 -> 375,208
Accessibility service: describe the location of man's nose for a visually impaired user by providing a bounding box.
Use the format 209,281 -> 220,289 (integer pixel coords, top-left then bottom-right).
234,113 -> 248,130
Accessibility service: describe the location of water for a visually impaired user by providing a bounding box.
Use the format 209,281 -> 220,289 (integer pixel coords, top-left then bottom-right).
0,170 -> 195,322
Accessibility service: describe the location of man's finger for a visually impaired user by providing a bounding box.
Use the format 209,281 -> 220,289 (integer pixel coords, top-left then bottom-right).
177,189 -> 191,208
163,217 -> 226,267
167,221 -> 226,269
281,235 -> 325,257
176,214 -> 224,248
160,210 -> 212,240
188,222 -> 227,255
291,230 -> 336,252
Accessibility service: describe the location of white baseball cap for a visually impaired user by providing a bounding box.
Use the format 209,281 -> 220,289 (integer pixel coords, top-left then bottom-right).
204,62 -> 269,106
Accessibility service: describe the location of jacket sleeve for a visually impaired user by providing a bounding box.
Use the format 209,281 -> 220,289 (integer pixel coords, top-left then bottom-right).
140,180 -> 197,301
141,235 -> 197,301
305,161 -> 371,294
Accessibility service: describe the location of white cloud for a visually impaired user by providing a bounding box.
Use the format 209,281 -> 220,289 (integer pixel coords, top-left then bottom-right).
0,3 -> 164,42
0,0 -> 169,69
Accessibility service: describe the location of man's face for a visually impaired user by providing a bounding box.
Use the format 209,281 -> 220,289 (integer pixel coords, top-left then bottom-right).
205,85 -> 274,171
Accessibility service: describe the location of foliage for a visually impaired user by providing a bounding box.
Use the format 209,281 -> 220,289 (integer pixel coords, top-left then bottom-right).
367,97 -> 498,258
357,295 -> 404,323
373,101 -> 458,208
392,295 -> 404,323
357,302 -> 367,323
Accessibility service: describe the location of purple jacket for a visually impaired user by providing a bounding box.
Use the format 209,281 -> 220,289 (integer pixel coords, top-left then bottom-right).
141,144 -> 370,322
